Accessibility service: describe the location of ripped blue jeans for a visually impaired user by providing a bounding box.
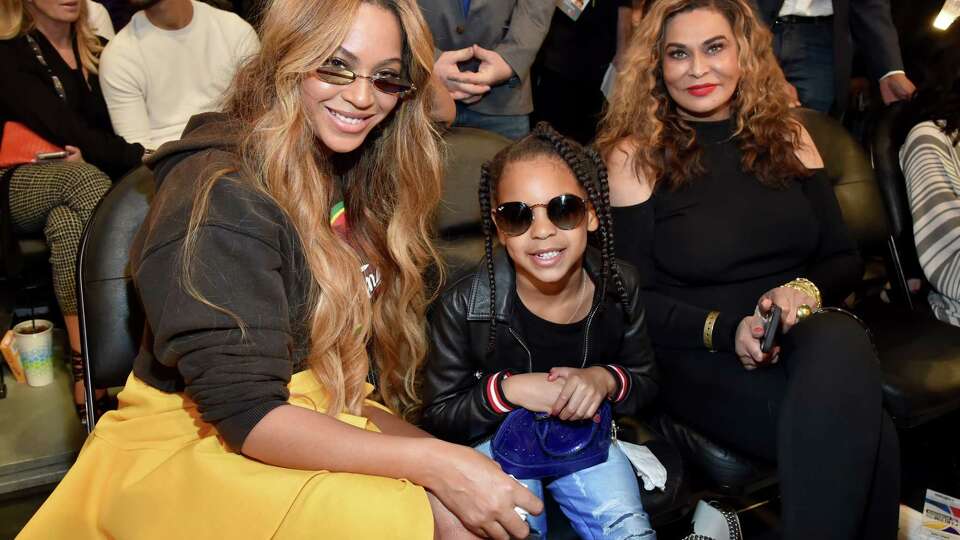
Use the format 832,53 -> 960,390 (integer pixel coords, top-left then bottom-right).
474,440 -> 656,540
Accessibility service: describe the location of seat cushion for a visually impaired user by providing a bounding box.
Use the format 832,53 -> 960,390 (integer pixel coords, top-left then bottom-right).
858,298 -> 960,428
649,412 -> 776,494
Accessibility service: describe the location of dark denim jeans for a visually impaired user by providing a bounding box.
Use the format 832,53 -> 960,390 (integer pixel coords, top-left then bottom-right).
453,104 -> 530,141
771,18 -> 835,113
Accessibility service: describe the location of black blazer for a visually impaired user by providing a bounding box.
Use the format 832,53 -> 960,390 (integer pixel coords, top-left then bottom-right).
753,0 -> 905,114
0,31 -> 143,179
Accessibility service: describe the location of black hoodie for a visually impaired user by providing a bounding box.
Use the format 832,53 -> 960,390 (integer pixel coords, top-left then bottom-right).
130,113 -> 311,451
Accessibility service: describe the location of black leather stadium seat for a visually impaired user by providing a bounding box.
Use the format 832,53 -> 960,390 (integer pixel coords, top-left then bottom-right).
76,165 -> 154,430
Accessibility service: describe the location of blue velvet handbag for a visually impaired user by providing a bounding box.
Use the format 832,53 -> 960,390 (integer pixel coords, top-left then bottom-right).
491,402 -> 613,480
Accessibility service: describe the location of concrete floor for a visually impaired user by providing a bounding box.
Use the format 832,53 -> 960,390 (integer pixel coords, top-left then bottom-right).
0,328 -> 86,539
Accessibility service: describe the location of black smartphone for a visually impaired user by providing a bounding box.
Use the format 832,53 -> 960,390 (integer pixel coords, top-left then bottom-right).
760,304 -> 782,354
36,150 -> 68,161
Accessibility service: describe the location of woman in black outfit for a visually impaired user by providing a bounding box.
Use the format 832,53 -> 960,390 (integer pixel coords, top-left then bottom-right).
596,0 -> 899,538
1,0 -> 144,422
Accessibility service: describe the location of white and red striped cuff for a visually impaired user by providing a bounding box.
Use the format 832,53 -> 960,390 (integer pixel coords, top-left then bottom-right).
604,364 -> 631,403
484,371 -> 515,414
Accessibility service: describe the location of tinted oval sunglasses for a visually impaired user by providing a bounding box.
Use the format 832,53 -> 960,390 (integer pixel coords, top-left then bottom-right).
493,194 -> 588,237
315,64 -> 416,97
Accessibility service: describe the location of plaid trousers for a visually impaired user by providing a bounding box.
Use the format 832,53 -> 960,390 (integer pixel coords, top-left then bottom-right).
3,161 -> 111,314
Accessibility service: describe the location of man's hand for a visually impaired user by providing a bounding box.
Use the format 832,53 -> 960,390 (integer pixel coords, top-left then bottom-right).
879,72 -> 916,104
785,81 -> 801,108
449,45 -> 514,89
434,47 -> 491,102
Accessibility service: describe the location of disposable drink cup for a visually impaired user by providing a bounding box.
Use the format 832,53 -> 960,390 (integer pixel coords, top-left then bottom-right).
13,320 -> 54,387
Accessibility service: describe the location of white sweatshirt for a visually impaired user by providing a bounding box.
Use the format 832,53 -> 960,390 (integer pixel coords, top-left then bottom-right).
99,0 -> 259,149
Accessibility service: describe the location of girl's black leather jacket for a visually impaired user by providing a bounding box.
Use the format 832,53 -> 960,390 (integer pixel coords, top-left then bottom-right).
421,247 -> 659,445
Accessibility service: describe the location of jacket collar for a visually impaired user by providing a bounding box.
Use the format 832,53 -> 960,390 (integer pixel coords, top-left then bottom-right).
466,246 -> 606,322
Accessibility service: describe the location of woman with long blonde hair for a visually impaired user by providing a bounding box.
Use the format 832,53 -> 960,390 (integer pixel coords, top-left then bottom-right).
20,0 -> 540,538
1,0 -> 144,425
598,0 -> 899,537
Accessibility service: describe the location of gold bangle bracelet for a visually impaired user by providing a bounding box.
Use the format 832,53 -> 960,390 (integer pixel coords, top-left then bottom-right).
703,311 -> 720,351
783,278 -> 822,309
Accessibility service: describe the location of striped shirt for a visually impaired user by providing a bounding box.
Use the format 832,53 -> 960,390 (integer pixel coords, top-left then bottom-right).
900,121 -> 960,327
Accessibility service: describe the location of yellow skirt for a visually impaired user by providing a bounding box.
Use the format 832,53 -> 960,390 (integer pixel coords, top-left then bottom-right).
19,371 -> 433,540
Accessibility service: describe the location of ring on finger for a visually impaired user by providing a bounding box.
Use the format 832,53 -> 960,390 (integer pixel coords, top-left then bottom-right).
796,304 -> 813,321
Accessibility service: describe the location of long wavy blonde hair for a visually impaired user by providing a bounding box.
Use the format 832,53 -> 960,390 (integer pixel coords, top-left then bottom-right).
183,0 -> 443,419
0,0 -> 103,74
597,0 -> 809,189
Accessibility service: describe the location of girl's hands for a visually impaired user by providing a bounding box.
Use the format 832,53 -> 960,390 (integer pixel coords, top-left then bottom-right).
759,287 -> 816,334
424,439 -> 543,540
546,366 -> 616,420
501,372 -> 564,413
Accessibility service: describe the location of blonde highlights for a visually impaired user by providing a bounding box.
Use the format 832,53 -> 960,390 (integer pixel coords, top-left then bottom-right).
597,0 -> 809,189
183,0 -> 443,418
0,0 -> 103,74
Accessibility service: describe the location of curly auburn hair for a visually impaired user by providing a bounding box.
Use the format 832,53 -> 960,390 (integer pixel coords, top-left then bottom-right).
596,0 -> 810,190
478,122 -> 629,355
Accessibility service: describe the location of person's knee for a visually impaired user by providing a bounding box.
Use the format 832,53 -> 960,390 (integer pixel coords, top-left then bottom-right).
785,310 -> 880,384
62,162 -> 110,210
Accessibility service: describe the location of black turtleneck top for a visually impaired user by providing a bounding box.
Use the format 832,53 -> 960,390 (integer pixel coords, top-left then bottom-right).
611,119 -> 863,354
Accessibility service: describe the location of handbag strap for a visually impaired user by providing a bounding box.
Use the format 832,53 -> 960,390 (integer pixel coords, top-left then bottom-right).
535,416 -> 600,457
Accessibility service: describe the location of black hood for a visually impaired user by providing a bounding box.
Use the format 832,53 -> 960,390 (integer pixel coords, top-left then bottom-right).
145,112 -> 241,190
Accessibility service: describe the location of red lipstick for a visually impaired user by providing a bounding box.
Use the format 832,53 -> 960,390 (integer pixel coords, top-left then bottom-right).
687,84 -> 718,96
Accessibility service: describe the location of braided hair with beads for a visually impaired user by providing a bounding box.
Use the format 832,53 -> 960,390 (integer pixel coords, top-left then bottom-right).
478,122 -> 629,357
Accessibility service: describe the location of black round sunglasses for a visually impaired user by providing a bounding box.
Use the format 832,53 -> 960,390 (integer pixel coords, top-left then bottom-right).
493,194 -> 588,237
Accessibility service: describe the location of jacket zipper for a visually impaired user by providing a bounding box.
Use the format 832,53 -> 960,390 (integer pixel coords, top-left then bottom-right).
507,326 -> 534,373
580,302 -> 602,368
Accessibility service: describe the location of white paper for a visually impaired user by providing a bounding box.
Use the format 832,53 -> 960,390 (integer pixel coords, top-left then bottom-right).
616,440 -> 666,491
601,63 -> 618,101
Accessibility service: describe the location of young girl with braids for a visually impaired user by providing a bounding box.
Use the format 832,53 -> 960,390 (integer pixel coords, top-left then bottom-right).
422,122 -> 658,540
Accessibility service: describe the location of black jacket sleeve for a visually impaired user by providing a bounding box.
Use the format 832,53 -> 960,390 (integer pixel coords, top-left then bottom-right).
0,40 -> 143,178
420,286 -> 513,445
849,0 -> 905,80
605,265 -> 660,416
801,169 -> 864,305
134,180 -> 294,451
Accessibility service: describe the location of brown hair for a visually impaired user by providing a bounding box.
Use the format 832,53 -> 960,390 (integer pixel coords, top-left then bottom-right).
0,0 -> 103,74
182,0 -> 443,419
596,0 -> 809,190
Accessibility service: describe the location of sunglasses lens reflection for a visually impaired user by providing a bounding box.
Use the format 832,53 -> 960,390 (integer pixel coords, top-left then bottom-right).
548,195 -> 586,230
495,203 -> 533,236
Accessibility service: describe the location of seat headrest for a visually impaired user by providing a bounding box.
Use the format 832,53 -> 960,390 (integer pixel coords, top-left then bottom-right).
794,108 -> 890,254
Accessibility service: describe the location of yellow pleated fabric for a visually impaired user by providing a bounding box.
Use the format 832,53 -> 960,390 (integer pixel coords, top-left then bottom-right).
18,371 -> 433,540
